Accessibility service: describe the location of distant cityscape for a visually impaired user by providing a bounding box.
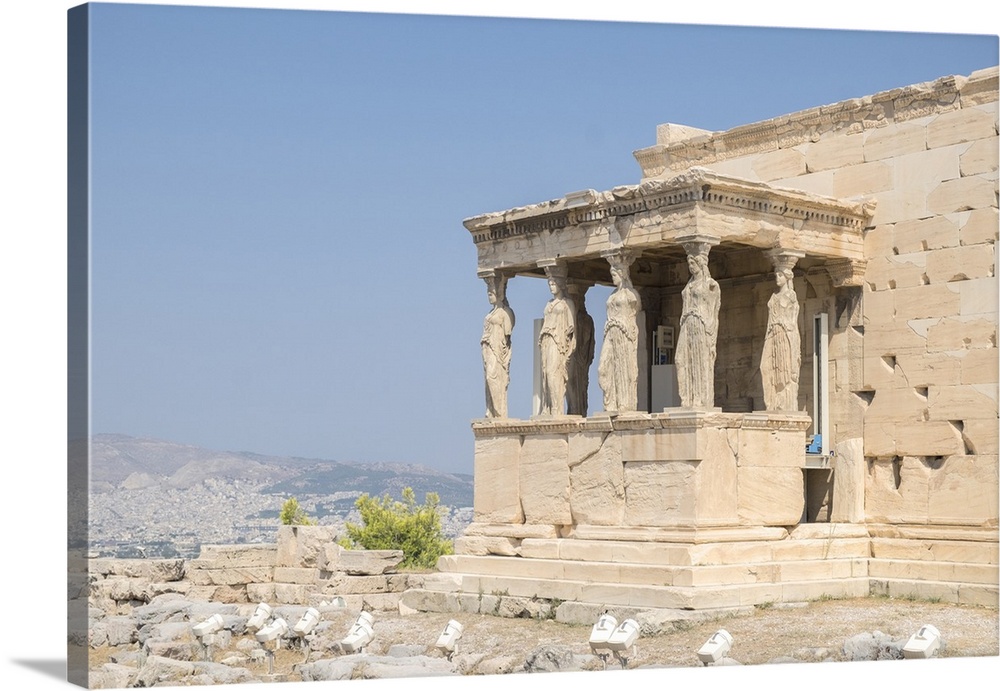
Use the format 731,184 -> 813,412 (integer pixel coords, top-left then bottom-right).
84,434 -> 474,559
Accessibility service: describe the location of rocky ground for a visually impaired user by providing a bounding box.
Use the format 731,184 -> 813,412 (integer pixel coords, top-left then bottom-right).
86,596 -> 998,687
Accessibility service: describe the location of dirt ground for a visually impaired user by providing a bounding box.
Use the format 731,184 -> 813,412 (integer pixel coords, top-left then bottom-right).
90,596 -> 998,683
360,597 -> 999,669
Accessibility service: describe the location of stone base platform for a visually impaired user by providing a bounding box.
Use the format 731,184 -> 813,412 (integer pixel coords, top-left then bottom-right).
402,523 -> 998,617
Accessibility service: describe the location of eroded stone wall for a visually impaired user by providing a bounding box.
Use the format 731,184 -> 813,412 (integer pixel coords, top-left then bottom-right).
644,68 -> 998,530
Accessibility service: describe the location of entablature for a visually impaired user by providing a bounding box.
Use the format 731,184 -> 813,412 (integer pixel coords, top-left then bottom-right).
464,168 -> 874,280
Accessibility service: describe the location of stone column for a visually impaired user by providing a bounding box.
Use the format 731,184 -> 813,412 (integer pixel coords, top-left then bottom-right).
566,281 -> 595,417
761,249 -> 805,412
479,269 -> 515,418
597,249 -> 643,413
676,235 -> 721,410
537,260 -> 576,416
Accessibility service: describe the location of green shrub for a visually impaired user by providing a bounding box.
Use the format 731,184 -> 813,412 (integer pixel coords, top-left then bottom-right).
341,487 -> 453,569
279,497 -> 314,526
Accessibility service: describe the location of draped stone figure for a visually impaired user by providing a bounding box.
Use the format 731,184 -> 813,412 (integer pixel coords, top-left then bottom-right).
481,272 -> 515,418
761,266 -> 801,411
566,283 -> 594,416
538,266 -> 576,416
676,248 -> 721,409
598,253 -> 641,412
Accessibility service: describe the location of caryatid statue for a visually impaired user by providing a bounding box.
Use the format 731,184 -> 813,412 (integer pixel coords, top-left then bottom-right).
598,250 -> 642,412
480,271 -> 515,418
675,237 -> 721,409
538,262 -> 576,416
761,250 -> 804,412
566,282 -> 594,417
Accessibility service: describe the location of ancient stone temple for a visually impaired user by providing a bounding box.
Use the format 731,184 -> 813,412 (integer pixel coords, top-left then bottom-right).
408,67 -> 999,618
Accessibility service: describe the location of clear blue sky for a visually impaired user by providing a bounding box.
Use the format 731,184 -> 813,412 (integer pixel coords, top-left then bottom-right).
85,3 -> 997,473
0,4 -> 997,691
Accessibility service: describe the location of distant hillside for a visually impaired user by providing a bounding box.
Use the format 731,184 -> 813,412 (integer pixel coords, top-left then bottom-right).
89,433 -> 474,507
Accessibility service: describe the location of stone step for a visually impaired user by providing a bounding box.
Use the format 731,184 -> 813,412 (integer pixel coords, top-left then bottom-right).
438,554 -> 869,587
870,577 -> 998,608
868,558 -> 999,585
507,536 -> 872,565
407,573 -> 871,612
870,538 -> 999,564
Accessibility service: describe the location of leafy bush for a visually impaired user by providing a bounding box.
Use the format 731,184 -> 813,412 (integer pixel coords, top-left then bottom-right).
279,497 -> 314,526
341,487 -> 453,569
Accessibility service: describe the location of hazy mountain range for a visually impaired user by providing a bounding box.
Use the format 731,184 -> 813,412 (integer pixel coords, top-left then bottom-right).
90,433 -> 474,507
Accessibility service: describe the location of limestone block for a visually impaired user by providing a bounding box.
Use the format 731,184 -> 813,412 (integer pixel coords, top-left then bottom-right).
620,427 -> 698,461
872,146 -> 963,225
926,317 -> 997,351
927,176 -> 997,214
335,575 -> 393,594
751,148 -> 806,181
568,432 -> 625,525
803,132 -> 864,172
927,455 -> 999,525
832,160 -> 892,197
187,585 -> 246,604
893,350 -> 961,387
830,437 -> 865,523
961,419 -> 999,454
193,545 -> 277,569
960,69 -> 1000,107
865,384 -> 929,425
863,224 -> 894,259
336,549 -> 404,575
736,467 -> 804,526
892,283 -> 960,320
927,108 -> 997,149
689,541 -> 774,566
863,122 -> 926,161
894,421 -> 965,456
517,539 -> 560,560
705,156 -> 758,180
695,427 -> 738,524
519,434 -> 571,525
272,567 -> 317,585
863,421 -> 897,458
927,385 -> 998,421
737,426 -> 805,467
862,286 -> 894,324
959,585 -> 999,608
925,244 -> 995,283
871,537 -> 999,563
187,567 -> 272,587
473,435 -> 523,524
866,457 -> 930,523
892,215 -> 960,255
399,589 -> 461,614
245,583 -> 275,602
453,536 -> 519,557
960,136 -> 999,176
958,277 -> 999,317
91,559 -> 186,582
623,460 -> 697,527
272,583 -> 309,604
958,207 -> 999,246
418,572 -> 463,591
772,170 -> 834,197
864,253 -> 926,291
276,525 -> 340,569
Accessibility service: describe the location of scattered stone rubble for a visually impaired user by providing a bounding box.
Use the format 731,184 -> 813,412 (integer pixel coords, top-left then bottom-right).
81,527 -> 960,687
